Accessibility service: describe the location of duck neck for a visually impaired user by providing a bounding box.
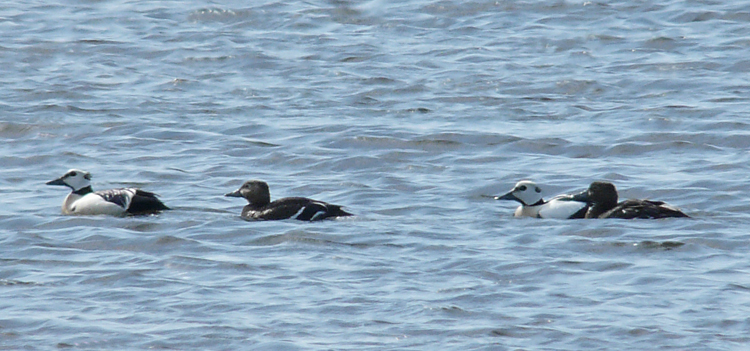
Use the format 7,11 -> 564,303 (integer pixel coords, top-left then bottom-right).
73,186 -> 93,196
586,201 -> 617,218
529,198 -> 545,207
247,198 -> 271,209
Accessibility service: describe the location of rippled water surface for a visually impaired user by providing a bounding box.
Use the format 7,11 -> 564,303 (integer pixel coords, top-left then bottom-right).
3,0 -> 750,349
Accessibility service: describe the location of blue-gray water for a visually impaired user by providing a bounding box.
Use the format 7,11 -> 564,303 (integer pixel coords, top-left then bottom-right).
3,0 -> 750,350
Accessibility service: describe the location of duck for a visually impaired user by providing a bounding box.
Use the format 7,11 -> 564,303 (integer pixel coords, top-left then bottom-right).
225,180 -> 352,221
494,180 -> 589,219
577,181 -> 689,219
46,169 -> 169,216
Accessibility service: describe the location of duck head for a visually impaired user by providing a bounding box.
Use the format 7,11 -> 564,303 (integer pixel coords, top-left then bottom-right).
46,169 -> 92,192
573,181 -> 619,218
225,180 -> 271,206
495,180 -> 544,206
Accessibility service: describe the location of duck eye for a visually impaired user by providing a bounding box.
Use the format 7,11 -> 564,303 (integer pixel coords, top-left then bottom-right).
535,187 -> 541,193
518,185 -> 527,191
69,171 -> 77,177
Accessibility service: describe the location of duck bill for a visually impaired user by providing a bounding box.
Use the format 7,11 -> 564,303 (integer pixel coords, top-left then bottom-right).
494,191 -> 519,202
225,189 -> 242,197
46,178 -> 66,186
570,189 -> 591,203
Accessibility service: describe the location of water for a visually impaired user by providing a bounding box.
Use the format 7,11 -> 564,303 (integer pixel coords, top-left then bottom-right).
2,0 -> 750,349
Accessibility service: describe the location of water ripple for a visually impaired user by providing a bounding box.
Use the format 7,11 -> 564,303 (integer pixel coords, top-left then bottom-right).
2,0 -> 750,349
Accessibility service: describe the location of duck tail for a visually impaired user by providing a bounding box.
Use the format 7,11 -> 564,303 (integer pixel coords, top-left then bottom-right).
128,190 -> 170,215
331,205 -> 353,217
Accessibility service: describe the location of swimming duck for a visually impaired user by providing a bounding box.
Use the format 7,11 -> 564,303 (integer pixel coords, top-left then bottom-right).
225,180 -> 352,221
494,180 -> 589,219
578,181 -> 689,219
46,169 -> 169,216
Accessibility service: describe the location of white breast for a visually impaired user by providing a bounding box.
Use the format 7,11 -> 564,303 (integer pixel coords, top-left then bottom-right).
537,198 -> 587,219
514,204 -> 541,218
514,198 -> 587,219
62,192 -> 132,216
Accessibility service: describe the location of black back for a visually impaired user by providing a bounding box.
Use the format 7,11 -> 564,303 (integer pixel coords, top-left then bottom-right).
600,199 -> 689,219
242,197 -> 352,221
95,188 -> 131,209
296,202 -> 351,221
